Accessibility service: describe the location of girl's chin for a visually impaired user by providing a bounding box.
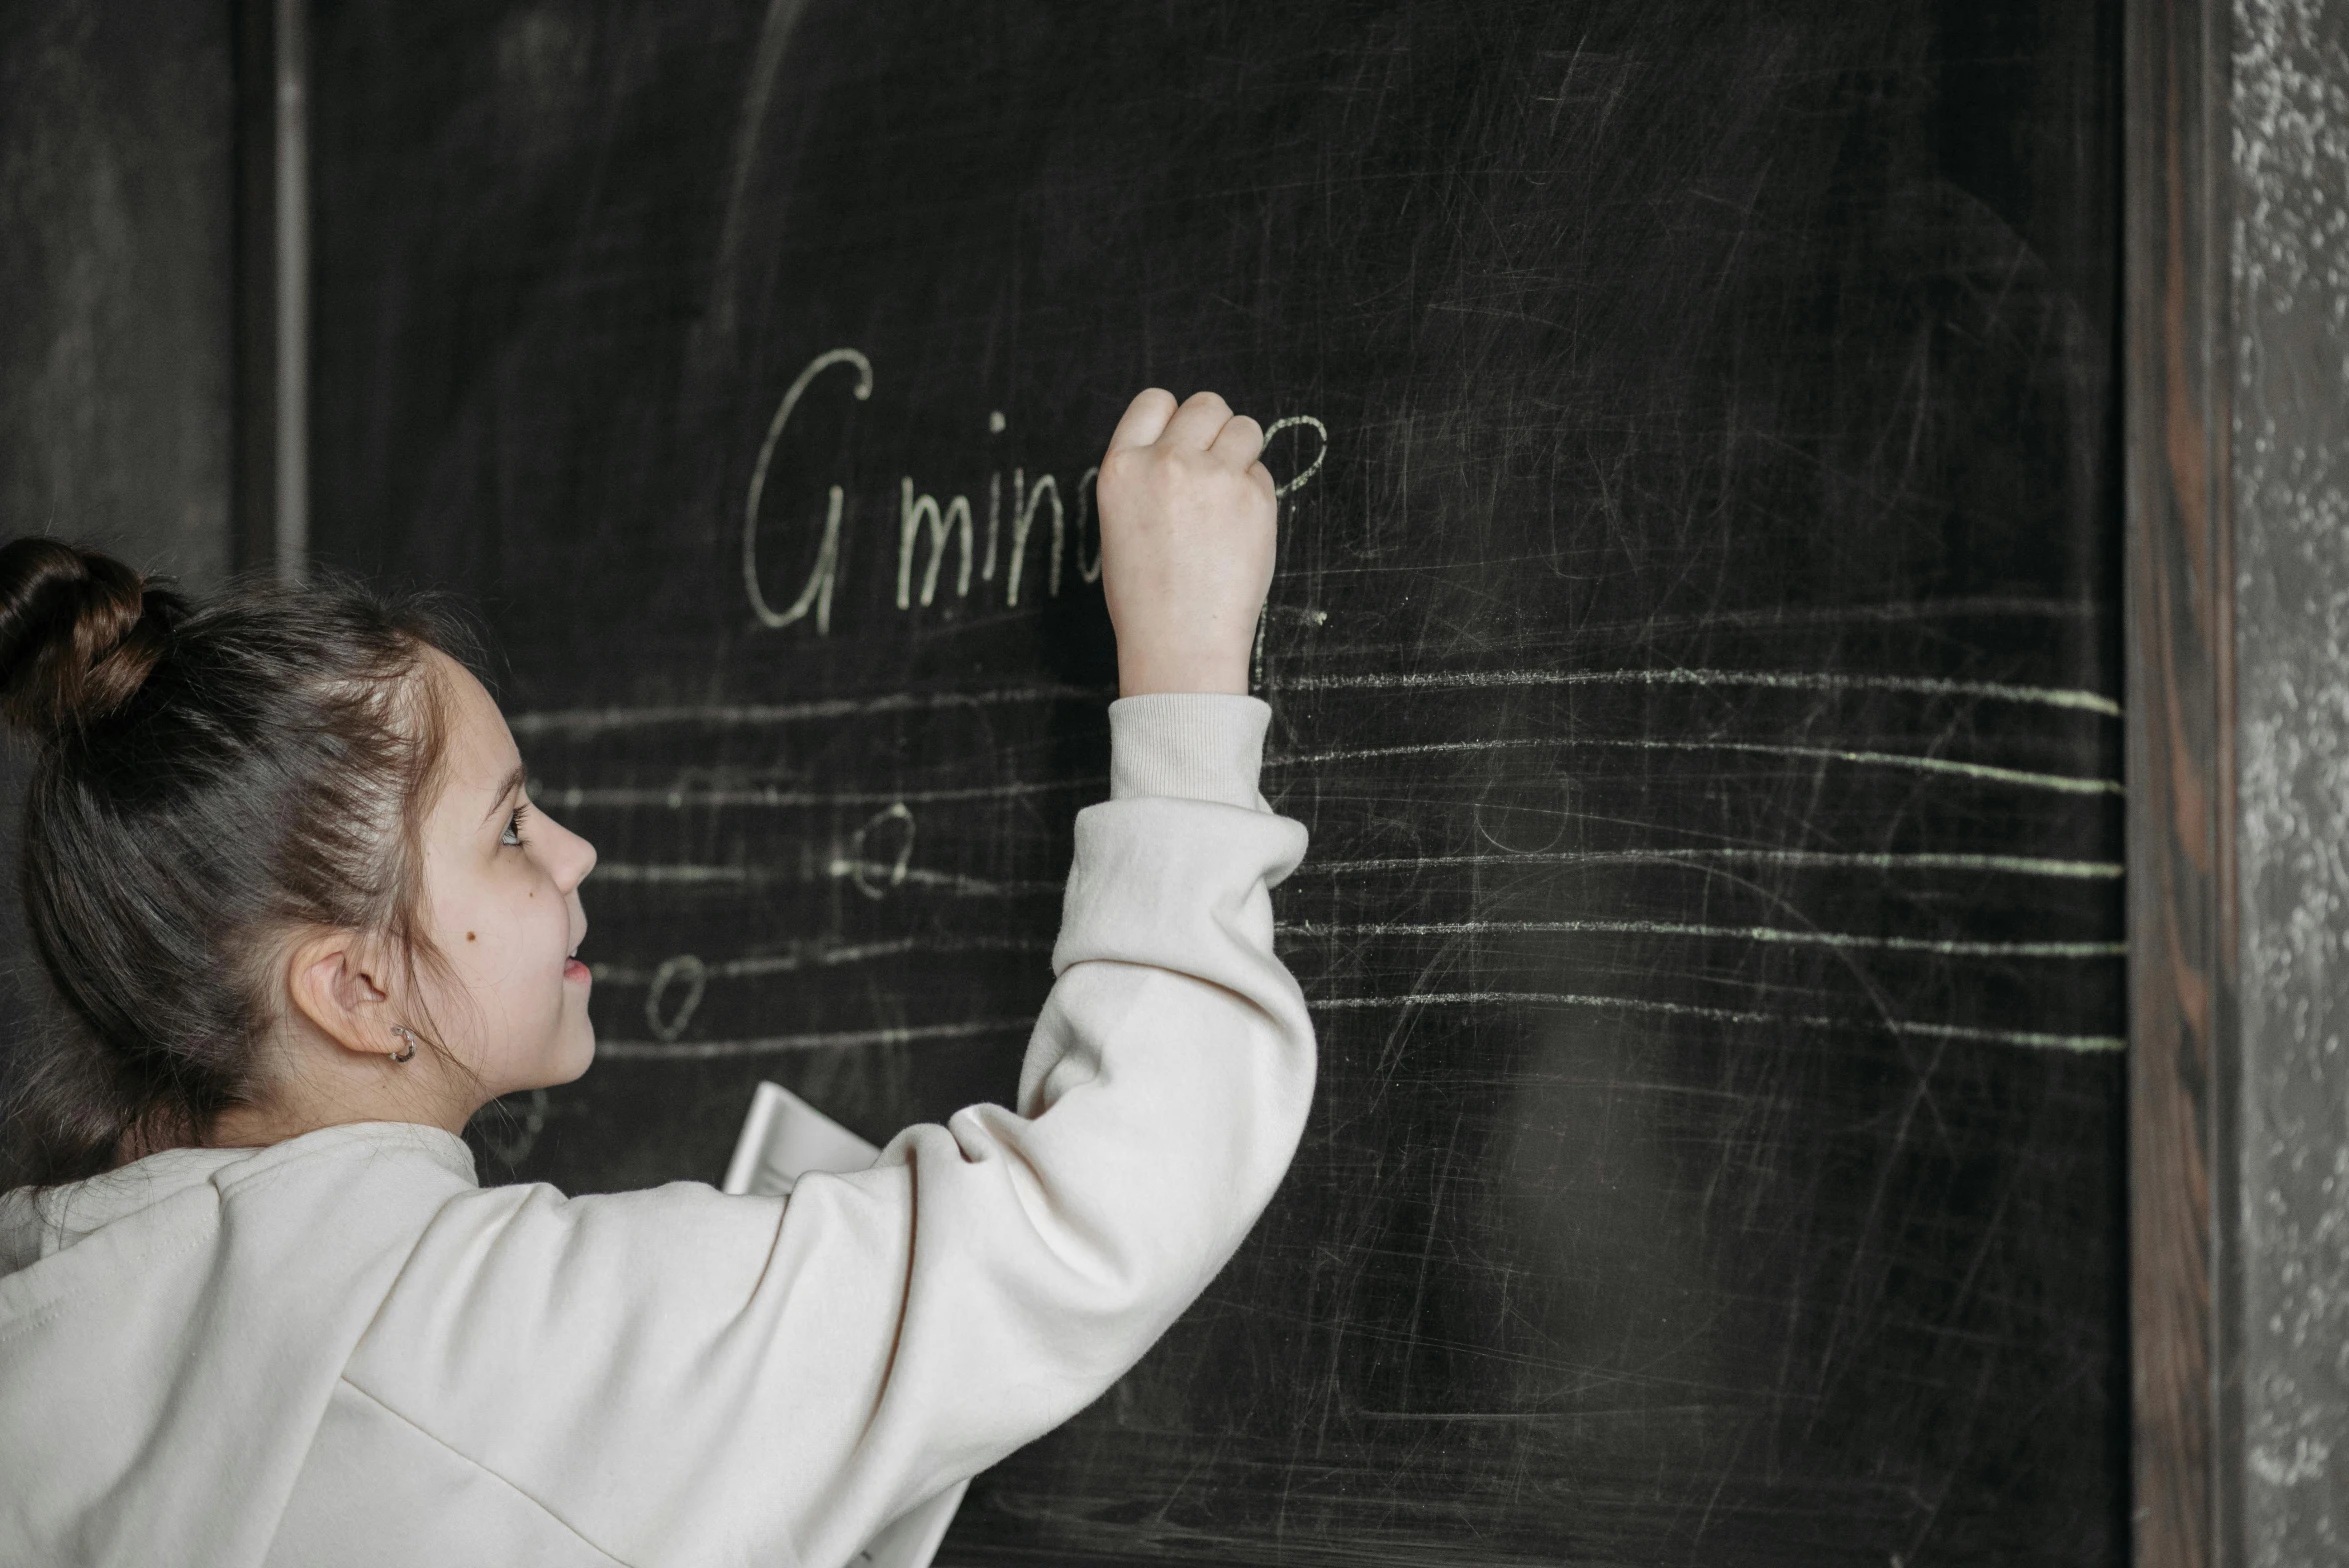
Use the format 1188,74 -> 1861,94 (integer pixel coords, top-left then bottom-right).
514,1026 -> 597,1091
555,1027 -> 597,1081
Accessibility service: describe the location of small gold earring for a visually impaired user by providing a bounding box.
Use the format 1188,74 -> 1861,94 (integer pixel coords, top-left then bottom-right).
388,1027 -> 417,1064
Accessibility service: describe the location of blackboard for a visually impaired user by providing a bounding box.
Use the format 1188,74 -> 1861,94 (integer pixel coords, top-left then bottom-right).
309,2 -> 2127,1562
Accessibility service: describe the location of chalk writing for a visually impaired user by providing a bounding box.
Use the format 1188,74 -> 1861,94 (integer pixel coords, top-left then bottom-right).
1261,415 -> 1329,498
510,684 -> 1110,738
743,347 -> 1327,633
1302,848 -> 2126,879
1284,666 -> 2123,718
897,480 -> 972,608
645,954 -> 707,1042
1285,918 -> 2127,959
840,803 -> 916,899
1307,992 -> 2126,1053
1269,735 -> 2125,796
551,354 -> 2127,1076
545,777 -> 1102,811
743,348 -> 868,635
599,1019 -> 1034,1061
591,859 -> 1059,898
591,934 -> 1056,990
621,935 -> 1058,1043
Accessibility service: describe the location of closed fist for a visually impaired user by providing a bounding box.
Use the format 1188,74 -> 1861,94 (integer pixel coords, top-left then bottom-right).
1095,389 -> 1278,697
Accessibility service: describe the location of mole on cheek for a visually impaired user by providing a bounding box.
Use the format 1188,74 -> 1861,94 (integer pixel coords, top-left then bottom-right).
467,932 -> 477,942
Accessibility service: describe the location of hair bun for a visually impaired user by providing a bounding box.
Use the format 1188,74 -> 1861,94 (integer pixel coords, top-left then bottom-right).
0,537 -> 183,742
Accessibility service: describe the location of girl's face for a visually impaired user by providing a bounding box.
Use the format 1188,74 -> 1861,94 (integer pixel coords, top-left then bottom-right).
410,652 -> 598,1096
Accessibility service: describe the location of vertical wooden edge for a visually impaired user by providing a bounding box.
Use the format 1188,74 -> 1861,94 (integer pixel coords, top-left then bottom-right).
230,0 -> 280,578
2203,0 -> 2244,1547
231,0 -> 308,582
273,0 -> 310,582
2124,0 -> 2239,1562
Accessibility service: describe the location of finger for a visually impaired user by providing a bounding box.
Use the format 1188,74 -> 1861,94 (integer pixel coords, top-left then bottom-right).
1210,414 -> 1265,468
1247,459 -> 1277,497
1162,390 -> 1234,450
1107,388 -> 1178,451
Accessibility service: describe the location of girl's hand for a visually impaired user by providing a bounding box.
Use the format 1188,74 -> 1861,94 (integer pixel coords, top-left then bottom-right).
1095,389 -> 1277,697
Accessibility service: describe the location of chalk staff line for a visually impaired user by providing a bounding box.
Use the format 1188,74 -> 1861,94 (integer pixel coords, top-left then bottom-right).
593,919 -> 2116,988
1308,991 -> 2125,1053
592,919 -> 2112,994
1269,735 -> 2124,796
590,933 -> 1054,987
597,1017 -> 1032,1060
608,994 -> 2124,1056
1286,918 -> 2125,959
591,860 -> 1061,897
509,683 -> 1114,738
1305,848 -> 2124,879
1278,667 -> 2122,718
508,669 -> 2116,738
591,846 -> 2123,899
544,777 -> 1104,812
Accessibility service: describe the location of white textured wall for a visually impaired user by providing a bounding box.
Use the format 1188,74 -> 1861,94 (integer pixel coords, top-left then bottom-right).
2234,1 -> 2349,1561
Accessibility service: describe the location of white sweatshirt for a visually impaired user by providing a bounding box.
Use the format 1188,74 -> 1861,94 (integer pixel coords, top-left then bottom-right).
0,695 -> 1313,1568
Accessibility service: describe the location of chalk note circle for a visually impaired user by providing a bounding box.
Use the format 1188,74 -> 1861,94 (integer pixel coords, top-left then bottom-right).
848,803 -> 917,901
646,954 -> 709,1042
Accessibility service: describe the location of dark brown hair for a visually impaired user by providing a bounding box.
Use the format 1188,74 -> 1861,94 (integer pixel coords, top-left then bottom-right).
0,537 -> 474,1189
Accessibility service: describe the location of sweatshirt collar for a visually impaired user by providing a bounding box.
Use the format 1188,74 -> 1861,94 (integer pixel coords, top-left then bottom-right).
283,1120 -> 480,1185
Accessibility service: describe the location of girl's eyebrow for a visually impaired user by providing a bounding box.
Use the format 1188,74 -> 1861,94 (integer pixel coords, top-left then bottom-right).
480,764 -> 529,825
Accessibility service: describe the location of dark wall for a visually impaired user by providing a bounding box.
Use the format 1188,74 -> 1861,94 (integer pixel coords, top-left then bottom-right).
0,0 -> 233,585
0,0 -> 234,1078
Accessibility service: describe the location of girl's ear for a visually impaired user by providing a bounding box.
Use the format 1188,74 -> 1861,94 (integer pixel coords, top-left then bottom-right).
284,931 -> 397,1060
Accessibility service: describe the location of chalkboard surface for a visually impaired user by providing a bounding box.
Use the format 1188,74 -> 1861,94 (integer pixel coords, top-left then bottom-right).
311,2 -> 2125,1562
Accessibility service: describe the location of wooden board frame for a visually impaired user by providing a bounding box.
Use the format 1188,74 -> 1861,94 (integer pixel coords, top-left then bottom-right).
2125,0 -> 2239,1563
230,0 -> 309,580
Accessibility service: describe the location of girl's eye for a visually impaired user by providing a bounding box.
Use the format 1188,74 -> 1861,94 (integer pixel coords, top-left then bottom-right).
501,803 -> 531,848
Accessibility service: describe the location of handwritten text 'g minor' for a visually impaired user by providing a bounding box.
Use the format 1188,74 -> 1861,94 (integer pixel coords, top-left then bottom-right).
742,348 -> 1327,634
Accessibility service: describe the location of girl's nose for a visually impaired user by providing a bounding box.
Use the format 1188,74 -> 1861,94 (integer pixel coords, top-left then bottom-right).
542,811 -> 597,893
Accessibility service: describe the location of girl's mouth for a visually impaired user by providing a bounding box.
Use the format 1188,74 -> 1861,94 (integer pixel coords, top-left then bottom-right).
564,957 -> 591,983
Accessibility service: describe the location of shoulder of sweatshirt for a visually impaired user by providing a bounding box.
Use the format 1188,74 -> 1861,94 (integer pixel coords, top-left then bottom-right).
0,1125 -> 491,1563
0,1122 -> 477,1310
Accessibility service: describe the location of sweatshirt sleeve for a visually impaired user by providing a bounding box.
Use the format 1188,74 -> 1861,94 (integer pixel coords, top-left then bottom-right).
340,694 -> 1315,1568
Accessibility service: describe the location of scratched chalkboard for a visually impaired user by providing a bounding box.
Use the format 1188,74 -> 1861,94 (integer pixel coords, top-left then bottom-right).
309,2 -> 2126,1562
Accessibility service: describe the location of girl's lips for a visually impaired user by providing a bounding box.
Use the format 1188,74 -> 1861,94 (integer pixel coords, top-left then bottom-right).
564,958 -> 592,983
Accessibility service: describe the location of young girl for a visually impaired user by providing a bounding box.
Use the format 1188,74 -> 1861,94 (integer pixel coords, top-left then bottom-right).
0,390 -> 1313,1568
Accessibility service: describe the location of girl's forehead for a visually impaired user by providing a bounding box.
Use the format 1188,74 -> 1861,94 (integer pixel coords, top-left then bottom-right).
426,654 -> 522,792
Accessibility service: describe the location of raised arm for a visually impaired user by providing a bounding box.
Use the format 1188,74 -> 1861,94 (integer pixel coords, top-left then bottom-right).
335,393 -> 1315,1568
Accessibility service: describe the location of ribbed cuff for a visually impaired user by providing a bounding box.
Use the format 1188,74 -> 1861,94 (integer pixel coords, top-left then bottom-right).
1107,694 -> 1272,809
